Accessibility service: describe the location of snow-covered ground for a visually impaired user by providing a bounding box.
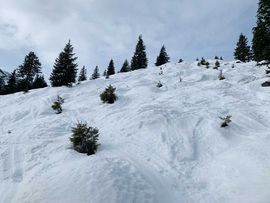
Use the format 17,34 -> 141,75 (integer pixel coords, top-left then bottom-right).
1,61 -> 270,203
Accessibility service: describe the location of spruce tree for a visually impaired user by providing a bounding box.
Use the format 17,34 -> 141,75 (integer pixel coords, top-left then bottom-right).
50,40 -> 78,87
78,66 -> 87,82
252,0 -> 270,63
120,59 -> 130,73
91,66 -> 100,80
107,59 -> 115,76
32,75 -> 47,89
155,45 -> 170,66
103,70 -> 107,77
234,33 -> 252,62
131,35 -> 148,70
18,51 -> 42,88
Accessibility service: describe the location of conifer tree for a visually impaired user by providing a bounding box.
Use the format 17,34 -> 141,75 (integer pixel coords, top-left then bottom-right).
78,66 -> 87,82
107,59 -> 115,76
120,59 -> 130,73
91,66 -> 100,80
234,33 -> 252,62
32,75 -> 47,89
18,51 -> 42,89
131,35 -> 148,70
50,40 -> 78,87
155,45 -> 170,66
0,77 -> 4,94
103,70 -> 107,77
252,0 -> 270,63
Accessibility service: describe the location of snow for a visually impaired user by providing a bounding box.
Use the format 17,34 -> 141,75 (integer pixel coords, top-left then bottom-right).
1,61 -> 270,203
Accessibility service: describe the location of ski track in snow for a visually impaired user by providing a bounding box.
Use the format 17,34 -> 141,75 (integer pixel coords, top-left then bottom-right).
1,61 -> 270,203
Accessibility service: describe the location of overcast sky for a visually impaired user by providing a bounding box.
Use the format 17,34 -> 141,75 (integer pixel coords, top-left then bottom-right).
0,0 -> 257,78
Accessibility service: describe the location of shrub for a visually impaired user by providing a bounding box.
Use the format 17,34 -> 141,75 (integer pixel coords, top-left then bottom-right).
157,81 -> 163,88
70,122 -> 99,155
218,70 -> 225,80
219,115 -> 232,128
57,95 -> 65,104
178,59 -> 183,63
51,101 -> 62,114
214,60 -> 220,69
100,85 -> 117,104
201,57 -> 206,65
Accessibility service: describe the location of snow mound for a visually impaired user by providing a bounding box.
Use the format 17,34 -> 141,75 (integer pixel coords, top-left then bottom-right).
1,61 -> 270,203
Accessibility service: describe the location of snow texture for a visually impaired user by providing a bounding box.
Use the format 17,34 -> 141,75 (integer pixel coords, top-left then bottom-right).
1,61 -> 270,203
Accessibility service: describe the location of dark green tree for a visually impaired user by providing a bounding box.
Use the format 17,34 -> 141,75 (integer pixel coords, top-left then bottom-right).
50,40 -> 78,87
234,33 -> 252,62
107,59 -> 115,76
91,66 -> 100,80
32,75 -> 47,89
120,59 -> 130,73
70,122 -> 99,155
155,45 -> 170,66
252,0 -> 270,63
103,70 -> 107,77
100,85 -> 117,104
18,51 -> 42,89
131,35 -> 148,70
78,66 -> 87,82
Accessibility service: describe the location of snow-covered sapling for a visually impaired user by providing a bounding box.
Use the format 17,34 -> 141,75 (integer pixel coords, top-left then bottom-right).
57,95 -> 64,104
70,122 -> 99,155
157,81 -> 163,88
218,70 -> 225,80
219,115 -> 232,128
100,85 -> 117,104
159,67 -> 163,75
214,60 -> 220,69
201,57 -> 206,65
51,101 -> 62,114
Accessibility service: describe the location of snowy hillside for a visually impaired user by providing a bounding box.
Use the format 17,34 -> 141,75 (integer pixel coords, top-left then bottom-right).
1,61 -> 270,203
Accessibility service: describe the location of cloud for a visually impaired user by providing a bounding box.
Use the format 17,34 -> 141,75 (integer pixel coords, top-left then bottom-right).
0,0 -> 257,78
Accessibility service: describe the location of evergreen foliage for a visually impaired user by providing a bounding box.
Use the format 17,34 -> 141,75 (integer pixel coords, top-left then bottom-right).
18,51 -> 42,87
107,59 -> 115,76
252,0 -> 270,63
205,62 -> 210,68
91,66 -> 100,80
131,35 -> 148,70
50,40 -> 78,87
103,70 -> 107,77
178,59 -> 183,63
234,33 -> 252,62
70,122 -> 99,155
32,75 -> 47,89
51,101 -> 62,114
6,70 -> 17,94
200,57 -> 206,65
155,45 -> 170,66
120,59 -> 130,73
100,85 -> 117,104
78,66 -> 87,82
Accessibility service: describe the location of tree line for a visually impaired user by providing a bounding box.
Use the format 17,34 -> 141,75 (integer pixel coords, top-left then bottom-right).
0,0 -> 269,95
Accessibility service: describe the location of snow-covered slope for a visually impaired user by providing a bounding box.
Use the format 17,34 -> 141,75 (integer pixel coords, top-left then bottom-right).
1,61 -> 270,203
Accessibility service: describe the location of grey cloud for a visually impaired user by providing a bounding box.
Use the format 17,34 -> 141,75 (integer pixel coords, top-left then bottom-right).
0,0 -> 257,78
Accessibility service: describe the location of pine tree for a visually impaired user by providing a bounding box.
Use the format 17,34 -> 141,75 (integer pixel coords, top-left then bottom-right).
252,0 -> 270,63
155,45 -> 170,66
70,122 -> 99,155
120,59 -> 130,73
50,40 -> 78,87
100,85 -> 117,104
103,70 -> 107,77
18,51 -> 42,88
0,77 -> 5,94
131,35 -> 148,70
107,59 -> 115,76
32,75 -> 47,89
234,33 -> 252,62
91,66 -> 100,80
78,66 -> 87,82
